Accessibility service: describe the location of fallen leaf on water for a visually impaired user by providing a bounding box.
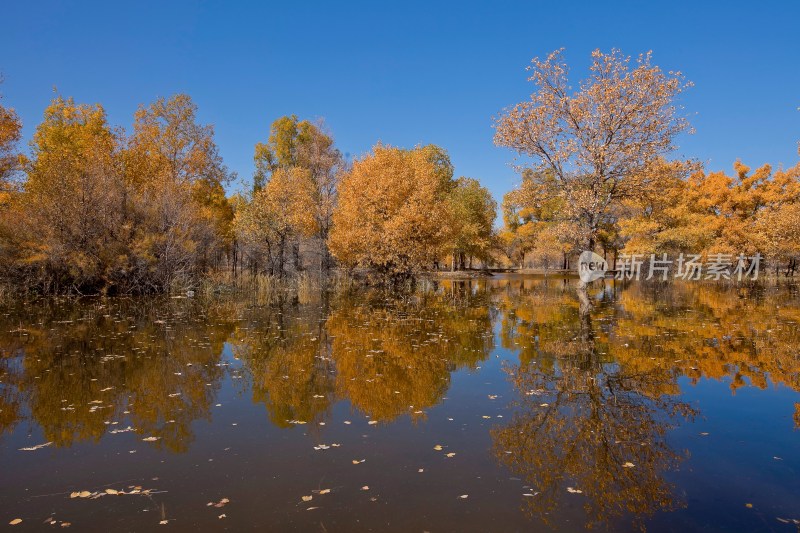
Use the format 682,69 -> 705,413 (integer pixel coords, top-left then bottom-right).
18,441 -> 53,451
159,520 -> 169,525
60,522 -> 71,528
78,491 -> 92,498
218,514 -> 226,519
306,507 -> 318,511
352,459 -> 365,464
319,489 -> 331,495
105,489 -> 119,495
445,453 -> 456,458
433,445 -> 443,451
745,503 -> 753,508
459,495 -> 468,499
302,495 -> 313,502
368,420 -> 378,425
567,487 -> 583,494
361,486 -> 369,491
142,437 -> 160,442
418,468 -> 424,473
623,462 -> 635,468
9,518 -> 22,525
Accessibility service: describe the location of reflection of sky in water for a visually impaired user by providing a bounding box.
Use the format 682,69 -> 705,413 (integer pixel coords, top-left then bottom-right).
0,277 -> 798,531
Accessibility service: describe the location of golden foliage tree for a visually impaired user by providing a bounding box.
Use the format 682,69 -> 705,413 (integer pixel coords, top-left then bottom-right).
447,177 -> 497,270
0,94 -> 233,293
251,115 -> 344,274
234,167 -> 317,278
0,83 -> 22,196
329,144 -> 455,281
495,49 -> 692,250
11,97 -> 128,291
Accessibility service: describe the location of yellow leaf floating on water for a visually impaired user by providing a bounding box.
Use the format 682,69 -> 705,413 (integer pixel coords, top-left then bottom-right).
301,495 -> 313,502
459,495 -> 469,499
368,420 -> 378,425
9,518 -> 22,525
352,459 -> 365,464
623,462 -> 635,468
361,486 -> 369,491
745,503 -> 753,508
19,441 -> 53,451
142,436 -> 160,442
433,445 -> 443,451
445,453 -> 456,458
319,489 -> 331,495
567,487 -> 583,494
105,489 -> 119,495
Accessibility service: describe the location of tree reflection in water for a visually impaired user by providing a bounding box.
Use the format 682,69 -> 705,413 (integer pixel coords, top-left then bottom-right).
0,278 -> 798,530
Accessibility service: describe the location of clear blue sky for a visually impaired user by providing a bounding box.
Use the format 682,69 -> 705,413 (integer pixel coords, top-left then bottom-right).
2,0 -> 798,203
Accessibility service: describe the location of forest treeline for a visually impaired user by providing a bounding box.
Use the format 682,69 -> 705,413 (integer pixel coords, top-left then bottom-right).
0,47 -> 798,294
496,49 -> 800,276
0,93 -> 496,293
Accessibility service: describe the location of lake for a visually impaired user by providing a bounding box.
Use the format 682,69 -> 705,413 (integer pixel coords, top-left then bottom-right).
1,275 -> 799,531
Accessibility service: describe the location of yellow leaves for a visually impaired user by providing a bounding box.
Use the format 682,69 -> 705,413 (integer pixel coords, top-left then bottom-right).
330,144 -> 455,278
496,49 -> 693,250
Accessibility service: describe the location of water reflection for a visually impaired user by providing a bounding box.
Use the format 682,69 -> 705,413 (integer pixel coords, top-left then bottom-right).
0,298 -> 232,451
493,280 -> 696,528
0,278 -> 798,529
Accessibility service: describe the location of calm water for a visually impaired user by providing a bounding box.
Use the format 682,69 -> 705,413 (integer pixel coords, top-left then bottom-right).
1,276 -> 799,531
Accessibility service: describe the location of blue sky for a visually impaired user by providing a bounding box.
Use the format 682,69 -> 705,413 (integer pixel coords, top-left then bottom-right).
2,1 -> 798,203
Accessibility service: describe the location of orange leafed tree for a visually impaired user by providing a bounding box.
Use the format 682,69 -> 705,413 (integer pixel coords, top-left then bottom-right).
0,83 -> 22,195
495,49 -> 692,250
329,144 -> 455,281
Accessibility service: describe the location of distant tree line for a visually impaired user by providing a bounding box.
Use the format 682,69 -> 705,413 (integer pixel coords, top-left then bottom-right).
0,90 -> 496,293
495,49 -> 800,276
2,47 -> 797,294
